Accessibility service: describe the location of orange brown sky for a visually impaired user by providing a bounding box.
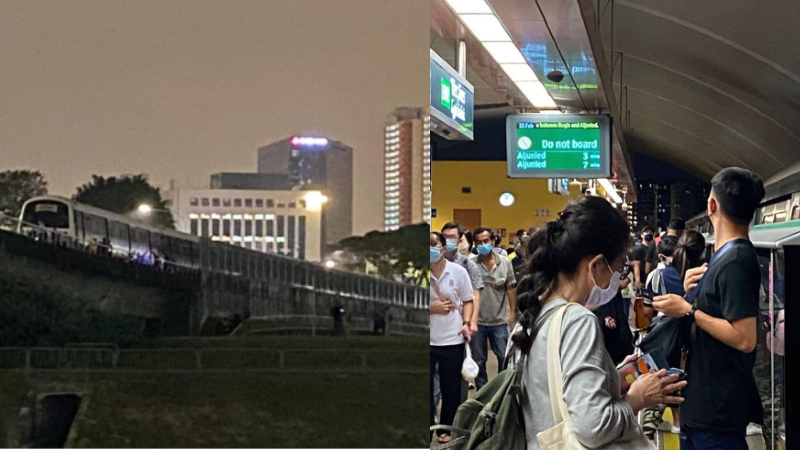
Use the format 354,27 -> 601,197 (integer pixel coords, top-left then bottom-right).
0,0 -> 427,234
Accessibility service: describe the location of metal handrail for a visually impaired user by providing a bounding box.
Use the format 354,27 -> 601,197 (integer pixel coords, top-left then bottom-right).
0,347 -> 425,373
8,217 -> 197,272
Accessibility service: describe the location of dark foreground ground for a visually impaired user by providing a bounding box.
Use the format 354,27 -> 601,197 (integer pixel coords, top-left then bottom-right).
0,335 -> 427,448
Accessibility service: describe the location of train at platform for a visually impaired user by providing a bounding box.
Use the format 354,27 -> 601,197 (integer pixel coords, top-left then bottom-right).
687,190 -> 800,234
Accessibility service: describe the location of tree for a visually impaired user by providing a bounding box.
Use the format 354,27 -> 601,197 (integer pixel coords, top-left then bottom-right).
0,170 -> 48,217
336,223 -> 429,285
74,174 -> 175,229
393,223 -> 430,284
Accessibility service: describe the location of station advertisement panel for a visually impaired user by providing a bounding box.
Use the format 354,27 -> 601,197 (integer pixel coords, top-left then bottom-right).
506,114 -> 611,179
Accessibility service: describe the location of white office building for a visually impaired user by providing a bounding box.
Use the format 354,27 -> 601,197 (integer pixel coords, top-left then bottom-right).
170,188 -> 324,262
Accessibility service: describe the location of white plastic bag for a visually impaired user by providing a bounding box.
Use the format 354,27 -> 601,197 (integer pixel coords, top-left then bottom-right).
462,343 -> 479,380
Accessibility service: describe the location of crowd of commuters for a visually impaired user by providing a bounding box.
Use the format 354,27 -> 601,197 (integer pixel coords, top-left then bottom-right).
430,222 -> 519,444
430,167 -> 767,450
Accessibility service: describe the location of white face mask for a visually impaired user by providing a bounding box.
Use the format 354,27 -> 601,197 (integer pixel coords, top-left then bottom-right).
585,258 -> 621,308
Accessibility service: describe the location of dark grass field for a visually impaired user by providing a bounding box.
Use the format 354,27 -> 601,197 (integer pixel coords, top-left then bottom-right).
0,335 -> 428,448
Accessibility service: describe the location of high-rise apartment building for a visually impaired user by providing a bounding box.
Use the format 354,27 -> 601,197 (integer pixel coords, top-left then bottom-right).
635,180 -> 708,232
384,106 -> 431,231
257,136 -> 353,252
635,181 -> 670,231
671,181 -> 711,223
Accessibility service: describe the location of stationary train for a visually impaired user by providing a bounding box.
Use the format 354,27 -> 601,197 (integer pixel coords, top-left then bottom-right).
18,196 -> 200,267
687,191 -> 800,234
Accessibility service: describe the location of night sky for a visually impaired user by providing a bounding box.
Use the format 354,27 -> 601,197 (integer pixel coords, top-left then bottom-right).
0,0 -> 427,234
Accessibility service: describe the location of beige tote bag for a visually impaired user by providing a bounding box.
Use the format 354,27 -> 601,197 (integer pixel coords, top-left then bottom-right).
536,303 -> 655,450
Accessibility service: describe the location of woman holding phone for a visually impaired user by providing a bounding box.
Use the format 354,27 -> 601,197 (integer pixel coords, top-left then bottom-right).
506,196 -> 686,449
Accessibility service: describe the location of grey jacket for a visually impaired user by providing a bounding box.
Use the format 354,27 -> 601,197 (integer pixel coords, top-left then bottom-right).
506,299 -> 644,449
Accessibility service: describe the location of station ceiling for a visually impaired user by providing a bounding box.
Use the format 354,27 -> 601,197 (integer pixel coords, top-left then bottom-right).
431,0 -> 637,199
431,0 -> 800,198
605,0 -> 800,184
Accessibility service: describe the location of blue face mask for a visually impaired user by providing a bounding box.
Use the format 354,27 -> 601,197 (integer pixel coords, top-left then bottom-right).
446,239 -> 459,251
430,246 -> 443,263
477,243 -> 493,255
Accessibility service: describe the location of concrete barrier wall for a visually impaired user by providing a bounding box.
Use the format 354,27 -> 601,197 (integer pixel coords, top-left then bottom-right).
0,230 -> 429,337
0,233 -> 196,336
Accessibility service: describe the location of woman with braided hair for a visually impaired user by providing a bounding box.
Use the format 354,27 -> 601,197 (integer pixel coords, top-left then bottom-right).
505,195 -> 686,449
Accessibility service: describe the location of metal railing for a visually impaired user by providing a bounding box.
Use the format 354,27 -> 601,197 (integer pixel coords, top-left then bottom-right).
200,239 -> 430,311
0,347 -> 426,373
229,314 -> 430,336
1,217 -> 199,279
1,214 -> 430,310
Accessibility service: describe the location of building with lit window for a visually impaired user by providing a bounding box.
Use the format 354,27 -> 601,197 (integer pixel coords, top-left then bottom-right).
257,136 -> 352,252
631,154 -> 710,233
635,179 -> 709,232
384,106 -> 431,231
169,188 -> 323,262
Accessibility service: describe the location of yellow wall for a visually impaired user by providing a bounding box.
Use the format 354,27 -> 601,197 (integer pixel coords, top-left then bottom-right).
431,161 -> 581,246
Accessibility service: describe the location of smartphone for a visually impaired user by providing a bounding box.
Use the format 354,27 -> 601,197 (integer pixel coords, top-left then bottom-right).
637,289 -> 655,307
617,351 -> 668,395
667,368 -> 687,381
666,368 -> 687,406
619,263 -> 632,280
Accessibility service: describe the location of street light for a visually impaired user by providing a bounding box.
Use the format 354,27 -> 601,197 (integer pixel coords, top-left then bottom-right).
136,203 -> 169,215
304,191 -> 329,212
324,260 -> 336,269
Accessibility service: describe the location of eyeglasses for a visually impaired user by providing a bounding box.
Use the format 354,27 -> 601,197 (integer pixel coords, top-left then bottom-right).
608,255 -> 627,273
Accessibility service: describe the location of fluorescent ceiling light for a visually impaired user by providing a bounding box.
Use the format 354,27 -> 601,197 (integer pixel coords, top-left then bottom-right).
500,63 -> 538,82
482,42 -> 526,64
443,0 -> 492,14
445,2 -> 559,111
598,178 -> 623,204
459,14 -> 511,42
515,81 -> 557,109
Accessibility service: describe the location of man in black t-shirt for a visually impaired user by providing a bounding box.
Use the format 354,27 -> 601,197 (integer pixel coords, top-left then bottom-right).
653,167 -> 765,450
644,235 -> 658,275
632,226 -> 653,290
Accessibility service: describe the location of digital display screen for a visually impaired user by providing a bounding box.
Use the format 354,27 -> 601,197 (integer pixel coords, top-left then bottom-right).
430,49 -> 474,141
506,114 -> 611,179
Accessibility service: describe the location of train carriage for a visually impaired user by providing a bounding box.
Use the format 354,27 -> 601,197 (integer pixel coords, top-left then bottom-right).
18,196 -> 200,267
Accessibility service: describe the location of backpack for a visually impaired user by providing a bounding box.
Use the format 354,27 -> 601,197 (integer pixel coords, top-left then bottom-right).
430,363 -> 527,450
645,267 -> 665,295
430,308 -> 558,450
